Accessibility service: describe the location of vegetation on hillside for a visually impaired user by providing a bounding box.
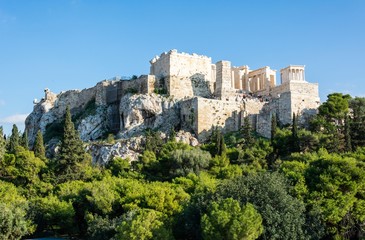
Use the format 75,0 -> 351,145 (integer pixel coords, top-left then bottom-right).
1,93 -> 365,239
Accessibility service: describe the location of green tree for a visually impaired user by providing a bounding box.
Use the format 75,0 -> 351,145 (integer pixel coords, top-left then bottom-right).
115,208 -> 173,240
201,198 -> 263,240
237,139 -> 272,171
0,126 -> 5,161
106,157 -> 130,177
216,172 -> 308,240
169,127 -> 177,142
318,93 -> 351,122
305,155 -> 365,238
313,93 -> 351,153
210,127 -> 226,156
33,130 -> 46,160
0,180 -> 34,239
298,129 -> 320,153
20,130 -> 29,150
271,114 -> 277,143
30,195 -> 76,235
145,129 -> 164,154
106,133 -> 115,144
344,114 -> 352,152
57,106 -> 88,180
241,116 -> 255,149
168,148 -> 211,177
0,147 -> 46,187
291,113 -> 300,153
86,214 -> 120,240
7,124 -> 20,154
349,97 -> 365,148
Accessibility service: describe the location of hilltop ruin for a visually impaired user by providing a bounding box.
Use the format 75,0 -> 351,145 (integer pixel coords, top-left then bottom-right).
26,49 -> 320,148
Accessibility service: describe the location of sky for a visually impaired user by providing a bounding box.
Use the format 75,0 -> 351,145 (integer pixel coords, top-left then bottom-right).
0,0 -> 364,135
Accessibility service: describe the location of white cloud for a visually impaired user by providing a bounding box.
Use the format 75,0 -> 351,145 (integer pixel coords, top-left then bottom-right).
0,114 -> 28,124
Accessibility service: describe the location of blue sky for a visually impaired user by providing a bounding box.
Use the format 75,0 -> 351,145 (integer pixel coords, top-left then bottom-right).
0,0 -> 364,135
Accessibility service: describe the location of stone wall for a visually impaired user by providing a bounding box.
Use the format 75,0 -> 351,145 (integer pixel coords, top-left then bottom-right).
181,97 -> 244,142
254,81 -> 320,137
121,75 -> 155,95
150,50 -> 215,99
150,52 -> 170,78
169,50 -> 213,80
288,81 -> 320,124
215,61 -> 233,99
180,97 -> 198,133
96,81 -> 117,106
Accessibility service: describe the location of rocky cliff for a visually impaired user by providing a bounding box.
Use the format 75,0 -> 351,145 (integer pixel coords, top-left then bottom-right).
25,80 -> 199,164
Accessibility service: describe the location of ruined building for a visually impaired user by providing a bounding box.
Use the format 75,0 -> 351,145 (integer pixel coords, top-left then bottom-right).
118,49 -> 320,140
26,49 -> 320,146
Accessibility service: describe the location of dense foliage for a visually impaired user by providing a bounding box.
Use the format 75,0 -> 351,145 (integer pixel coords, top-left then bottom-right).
1,93 -> 365,239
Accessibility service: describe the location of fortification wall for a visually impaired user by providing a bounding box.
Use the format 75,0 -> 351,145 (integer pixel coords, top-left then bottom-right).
167,75 -> 213,99
95,81 -> 117,106
121,75 -> 155,95
150,50 -> 215,99
254,81 -> 320,137
169,50 -> 212,79
195,98 -> 243,141
216,61 -> 232,99
55,87 -> 97,116
150,52 -> 170,78
243,99 -> 266,115
288,81 -> 320,124
180,97 -> 199,133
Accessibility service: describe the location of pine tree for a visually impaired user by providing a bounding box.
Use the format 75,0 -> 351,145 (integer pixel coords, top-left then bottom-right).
344,114 -> 352,152
7,124 -> 20,153
34,130 -> 46,159
291,113 -> 300,152
242,116 -> 255,149
20,130 -> 29,150
210,127 -> 226,156
271,114 -> 277,143
57,106 -> 86,176
169,127 -> 177,142
145,129 -> 163,154
216,129 -> 226,156
0,126 -> 5,160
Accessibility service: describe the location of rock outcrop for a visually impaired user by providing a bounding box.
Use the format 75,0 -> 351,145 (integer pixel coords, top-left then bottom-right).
88,131 -> 199,165
119,94 -> 180,138
88,136 -> 144,165
25,82 -> 200,165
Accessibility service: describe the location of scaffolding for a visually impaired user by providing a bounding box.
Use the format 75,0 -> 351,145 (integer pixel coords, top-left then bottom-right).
106,81 -> 124,132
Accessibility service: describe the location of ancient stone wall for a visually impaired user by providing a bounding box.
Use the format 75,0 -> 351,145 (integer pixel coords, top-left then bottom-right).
180,98 -> 198,133
121,75 -> 155,95
254,81 -> 320,137
96,81 -> 117,106
215,61 -> 233,99
150,50 -> 215,99
150,52 -> 170,78
288,81 -> 320,124
194,97 -> 244,141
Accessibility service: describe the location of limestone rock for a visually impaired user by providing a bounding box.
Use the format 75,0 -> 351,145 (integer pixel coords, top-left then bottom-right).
175,130 -> 199,146
78,106 -> 108,141
25,85 -> 101,147
88,136 -> 144,165
119,93 -> 180,138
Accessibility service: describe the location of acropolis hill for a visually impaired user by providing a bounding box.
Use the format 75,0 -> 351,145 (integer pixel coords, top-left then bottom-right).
25,49 -> 320,158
